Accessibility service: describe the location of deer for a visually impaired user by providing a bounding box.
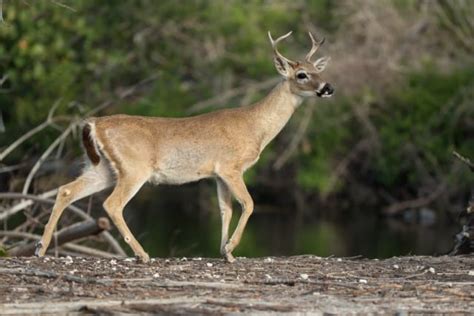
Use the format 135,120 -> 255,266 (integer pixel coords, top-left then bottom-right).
35,31 -> 334,263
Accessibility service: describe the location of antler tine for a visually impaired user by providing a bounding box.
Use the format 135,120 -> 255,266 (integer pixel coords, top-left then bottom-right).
268,31 -> 294,62
305,31 -> 325,63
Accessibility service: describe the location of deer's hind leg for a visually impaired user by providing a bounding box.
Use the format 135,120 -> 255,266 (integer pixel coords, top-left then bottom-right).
102,170 -> 150,262
36,161 -> 114,256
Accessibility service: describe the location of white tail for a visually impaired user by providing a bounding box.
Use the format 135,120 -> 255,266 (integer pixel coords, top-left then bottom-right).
36,31 -> 334,263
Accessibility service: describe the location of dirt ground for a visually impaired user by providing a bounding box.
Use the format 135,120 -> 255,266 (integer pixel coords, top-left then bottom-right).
0,255 -> 473,315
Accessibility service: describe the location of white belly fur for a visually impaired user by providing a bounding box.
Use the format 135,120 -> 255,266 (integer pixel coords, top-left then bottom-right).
148,169 -> 210,185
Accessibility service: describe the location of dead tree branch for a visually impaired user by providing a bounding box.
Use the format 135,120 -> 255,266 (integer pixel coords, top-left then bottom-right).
453,151 -> 474,172
187,77 -> 280,114
22,122 -> 77,194
0,231 -> 117,258
0,189 -> 58,221
7,217 -> 111,256
0,192 -> 126,256
49,0 -> 76,12
0,100 -> 63,162
273,104 -> 314,170
383,181 -> 447,216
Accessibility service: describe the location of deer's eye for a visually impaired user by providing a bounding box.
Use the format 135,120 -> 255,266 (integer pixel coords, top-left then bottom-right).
296,72 -> 308,80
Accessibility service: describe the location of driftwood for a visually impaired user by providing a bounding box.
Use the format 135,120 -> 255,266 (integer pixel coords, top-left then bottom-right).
450,151 -> 474,255
7,217 -> 111,256
0,192 -> 126,256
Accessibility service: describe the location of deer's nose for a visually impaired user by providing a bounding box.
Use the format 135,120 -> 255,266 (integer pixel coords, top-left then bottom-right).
317,83 -> 334,98
322,83 -> 334,96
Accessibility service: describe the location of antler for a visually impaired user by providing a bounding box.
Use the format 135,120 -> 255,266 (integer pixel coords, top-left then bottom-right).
268,31 -> 295,64
305,32 -> 325,63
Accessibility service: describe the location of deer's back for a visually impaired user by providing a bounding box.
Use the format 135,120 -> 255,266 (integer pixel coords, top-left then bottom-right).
91,110 -> 261,184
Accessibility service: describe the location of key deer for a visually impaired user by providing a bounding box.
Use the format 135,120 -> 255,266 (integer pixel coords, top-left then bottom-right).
36,31 -> 334,263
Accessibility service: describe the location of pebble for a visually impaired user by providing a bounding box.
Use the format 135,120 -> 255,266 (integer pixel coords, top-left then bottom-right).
359,279 -> 368,284
428,267 -> 435,274
468,270 -> 474,276
393,264 -> 399,269
264,257 -> 274,263
300,273 -> 309,280
206,262 -> 213,267
64,256 -> 73,265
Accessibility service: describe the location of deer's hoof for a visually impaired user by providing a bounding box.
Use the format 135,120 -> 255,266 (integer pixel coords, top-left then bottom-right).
34,242 -> 44,257
224,252 -> 236,263
137,253 -> 150,264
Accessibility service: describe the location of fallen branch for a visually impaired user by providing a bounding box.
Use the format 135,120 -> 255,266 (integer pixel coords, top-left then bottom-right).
0,192 -> 126,256
383,181 -> 447,216
57,243 -> 121,258
0,267 -> 102,284
0,189 -> 57,221
7,217 -> 111,256
0,230 -> 117,258
0,297 -> 204,315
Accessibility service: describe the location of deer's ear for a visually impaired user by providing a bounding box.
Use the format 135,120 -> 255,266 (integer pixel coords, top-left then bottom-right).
273,55 -> 293,78
313,56 -> 330,73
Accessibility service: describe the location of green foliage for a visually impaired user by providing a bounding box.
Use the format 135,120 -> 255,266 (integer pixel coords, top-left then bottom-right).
0,0 -> 474,211
297,99 -> 353,194
375,65 -> 474,187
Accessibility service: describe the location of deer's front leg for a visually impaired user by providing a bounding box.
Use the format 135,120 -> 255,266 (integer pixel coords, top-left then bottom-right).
216,179 -> 233,257
218,173 -> 254,263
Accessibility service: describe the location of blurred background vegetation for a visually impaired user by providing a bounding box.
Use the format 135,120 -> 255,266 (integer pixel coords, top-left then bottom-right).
0,0 -> 473,259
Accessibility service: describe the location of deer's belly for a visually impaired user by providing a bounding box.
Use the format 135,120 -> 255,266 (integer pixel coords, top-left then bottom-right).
148,168 -> 210,185
149,156 -> 214,185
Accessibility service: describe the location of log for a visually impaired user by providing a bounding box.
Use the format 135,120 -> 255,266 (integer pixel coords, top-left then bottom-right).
450,151 -> 474,255
8,217 -> 111,256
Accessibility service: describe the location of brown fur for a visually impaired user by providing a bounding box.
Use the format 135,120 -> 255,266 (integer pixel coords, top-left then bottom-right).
36,31 -> 333,263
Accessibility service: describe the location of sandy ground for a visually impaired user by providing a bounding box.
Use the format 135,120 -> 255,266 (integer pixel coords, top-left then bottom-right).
0,255 -> 473,315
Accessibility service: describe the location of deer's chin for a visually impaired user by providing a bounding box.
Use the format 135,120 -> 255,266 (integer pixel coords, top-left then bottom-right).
297,90 -> 318,98
316,90 -> 333,98
317,93 -> 333,98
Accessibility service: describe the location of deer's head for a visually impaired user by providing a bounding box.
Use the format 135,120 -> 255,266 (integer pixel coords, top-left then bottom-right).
268,31 -> 334,98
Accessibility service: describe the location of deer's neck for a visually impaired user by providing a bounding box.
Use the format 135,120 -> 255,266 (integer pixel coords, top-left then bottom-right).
251,80 -> 303,150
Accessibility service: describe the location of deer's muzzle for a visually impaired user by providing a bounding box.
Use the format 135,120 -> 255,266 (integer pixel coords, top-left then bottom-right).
317,83 -> 334,98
